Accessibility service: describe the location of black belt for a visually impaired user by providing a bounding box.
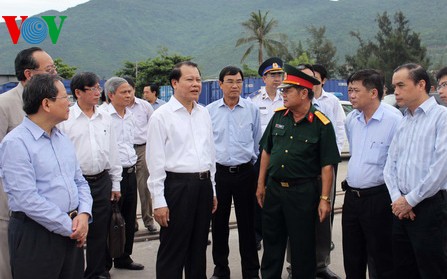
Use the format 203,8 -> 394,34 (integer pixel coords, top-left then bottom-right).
134,143 -> 146,147
166,171 -> 210,181
272,177 -> 317,188
216,162 -> 252,174
344,182 -> 387,198
83,169 -> 108,181
11,209 -> 78,221
123,165 -> 136,174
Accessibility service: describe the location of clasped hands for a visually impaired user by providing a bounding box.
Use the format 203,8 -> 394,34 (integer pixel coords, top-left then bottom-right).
391,196 -> 416,220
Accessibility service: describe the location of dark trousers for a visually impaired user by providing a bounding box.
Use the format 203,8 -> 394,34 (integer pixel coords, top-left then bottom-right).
342,185 -> 394,279
253,158 -> 263,244
156,172 -> 213,279
392,190 -> 447,279
8,215 -> 84,279
211,164 -> 260,278
107,166 -> 138,268
84,172 -> 112,279
261,178 -> 319,279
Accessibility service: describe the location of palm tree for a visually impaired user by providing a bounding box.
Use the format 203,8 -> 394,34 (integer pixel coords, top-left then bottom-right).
236,10 -> 288,65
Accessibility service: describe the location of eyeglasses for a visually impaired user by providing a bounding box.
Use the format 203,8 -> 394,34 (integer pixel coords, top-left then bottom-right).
437,81 -> 447,91
84,86 -> 103,92
223,80 -> 243,86
50,95 -> 70,100
32,64 -> 57,74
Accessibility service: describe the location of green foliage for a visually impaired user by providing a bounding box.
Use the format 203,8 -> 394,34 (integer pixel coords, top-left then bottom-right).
288,53 -> 314,67
306,26 -> 337,77
242,64 -> 258,77
54,58 -> 77,79
116,48 -> 192,95
343,11 -> 430,87
236,10 -> 289,65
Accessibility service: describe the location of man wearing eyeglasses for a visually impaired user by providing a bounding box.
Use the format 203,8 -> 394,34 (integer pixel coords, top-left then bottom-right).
0,74 -> 92,279
0,47 -> 57,279
436,66 -> 447,105
58,72 -> 122,279
103,77 -> 144,271
206,66 -> 262,279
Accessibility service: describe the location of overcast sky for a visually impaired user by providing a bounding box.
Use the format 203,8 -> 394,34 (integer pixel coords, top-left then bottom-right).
0,0 -> 90,21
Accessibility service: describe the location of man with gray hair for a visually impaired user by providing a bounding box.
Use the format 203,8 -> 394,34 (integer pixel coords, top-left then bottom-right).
102,77 -> 144,271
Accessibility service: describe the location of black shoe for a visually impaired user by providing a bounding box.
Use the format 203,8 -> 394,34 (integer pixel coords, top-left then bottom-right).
316,267 -> 341,279
98,270 -> 111,279
256,241 -> 262,251
114,261 -> 144,270
147,224 -> 158,234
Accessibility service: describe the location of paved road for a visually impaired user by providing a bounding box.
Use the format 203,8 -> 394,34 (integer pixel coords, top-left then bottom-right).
108,159 -> 350,278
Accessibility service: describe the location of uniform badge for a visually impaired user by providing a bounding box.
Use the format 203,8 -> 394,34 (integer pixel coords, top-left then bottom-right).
272,62 -> 279,69
275,124 -> 285,129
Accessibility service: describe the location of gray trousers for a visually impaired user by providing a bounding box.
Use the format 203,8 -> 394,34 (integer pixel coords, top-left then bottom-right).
134,145 -> 154,227
286,169 -> 335,270
0,181 -> 12,279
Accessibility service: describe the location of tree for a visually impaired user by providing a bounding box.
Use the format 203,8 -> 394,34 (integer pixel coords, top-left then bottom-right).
116,47 -> 192,95
54,58 -> 77,79
343,11 -> 430,87
242,64 -> 258,77
306,26 -> 337,77
236,10 -> 288,65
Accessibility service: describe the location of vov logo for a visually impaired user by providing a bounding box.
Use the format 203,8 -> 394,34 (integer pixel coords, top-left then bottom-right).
2,16 -> 67,44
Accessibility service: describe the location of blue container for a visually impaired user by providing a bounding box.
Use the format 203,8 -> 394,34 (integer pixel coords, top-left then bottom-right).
324,79 -> 348,100
159,86 -> 173,102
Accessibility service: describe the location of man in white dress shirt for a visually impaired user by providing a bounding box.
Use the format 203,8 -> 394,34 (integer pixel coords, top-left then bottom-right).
146,61 -> 217,279
58,72 -> 122,279
104,77 -> 144,271
124,77 -> 157,234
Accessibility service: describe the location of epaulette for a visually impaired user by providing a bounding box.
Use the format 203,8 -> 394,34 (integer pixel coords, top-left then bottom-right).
248,89 -> 261,99
314,111 -> 330,125
274,106 -> 287,112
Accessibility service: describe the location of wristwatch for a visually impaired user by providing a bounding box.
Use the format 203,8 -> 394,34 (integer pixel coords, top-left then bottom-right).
320,195 -> 331,203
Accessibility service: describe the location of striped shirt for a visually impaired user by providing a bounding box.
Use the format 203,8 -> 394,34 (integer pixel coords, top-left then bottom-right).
384,97 -> 447,207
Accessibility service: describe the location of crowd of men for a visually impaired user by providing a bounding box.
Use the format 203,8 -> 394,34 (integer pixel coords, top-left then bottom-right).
0,46 -> 446,279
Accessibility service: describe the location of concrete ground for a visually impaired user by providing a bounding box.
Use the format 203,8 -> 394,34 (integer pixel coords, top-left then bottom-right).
108,159 -> 349,279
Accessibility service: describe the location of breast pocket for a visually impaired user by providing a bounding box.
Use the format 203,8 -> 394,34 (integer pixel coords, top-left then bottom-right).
237,123 -> 253,143
364,140 -> 389,165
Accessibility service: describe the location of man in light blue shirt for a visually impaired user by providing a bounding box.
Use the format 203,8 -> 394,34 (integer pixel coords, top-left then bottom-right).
207,66 -> 261,279
384,63 -> 447,278
0,74 -> 92,279
343,69 -> 401,279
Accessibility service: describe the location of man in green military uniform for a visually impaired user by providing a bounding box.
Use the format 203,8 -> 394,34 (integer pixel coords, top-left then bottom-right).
256,64 -> 340,279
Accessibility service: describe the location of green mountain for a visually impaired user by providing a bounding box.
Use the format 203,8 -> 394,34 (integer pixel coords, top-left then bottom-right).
0,0 -> 445,80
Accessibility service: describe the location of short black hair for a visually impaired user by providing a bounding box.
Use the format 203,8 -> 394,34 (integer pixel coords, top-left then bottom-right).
347,69 -> 384,100
123,76 -> 135,88
436,67 -> 447,81
23,74 -> 62,115
168,61 -> 200,89
70,72 -> 100,100
312,64 -> 328,81
15,47 -> 43,81
148,83 -> 160,97
219,66 -> 244,82
297,64 -> 315,76
394,63 -> 431,94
